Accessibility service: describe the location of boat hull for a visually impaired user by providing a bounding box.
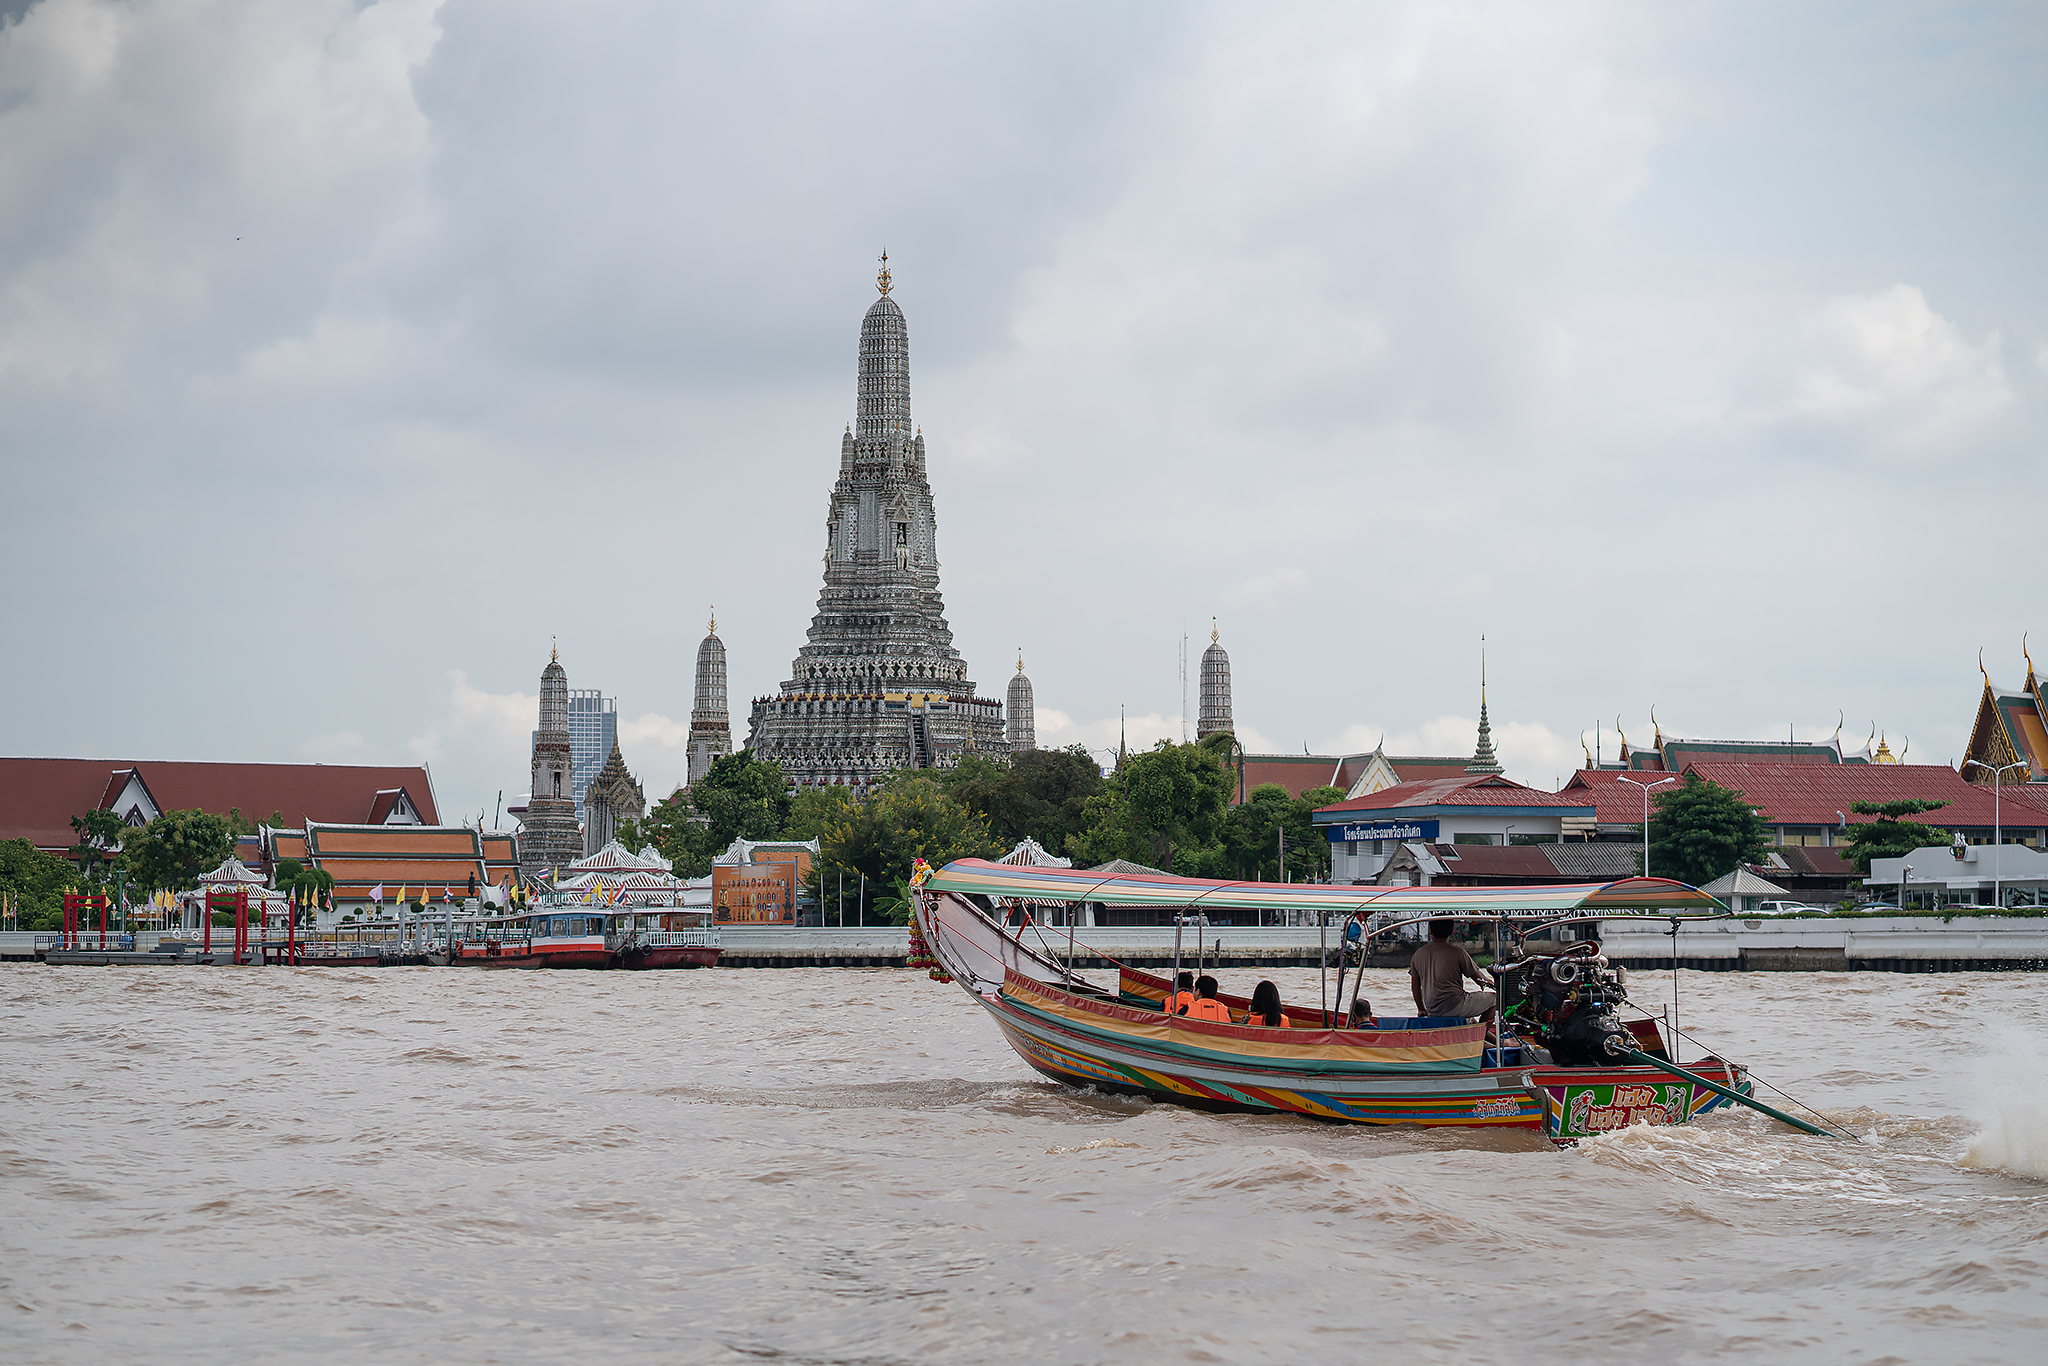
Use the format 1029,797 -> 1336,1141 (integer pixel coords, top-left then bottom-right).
618,945 -> 722,969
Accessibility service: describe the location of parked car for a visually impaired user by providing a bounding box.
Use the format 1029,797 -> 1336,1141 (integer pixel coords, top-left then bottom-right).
1849,901 -> 1899,913
1750,900 -> 1825,916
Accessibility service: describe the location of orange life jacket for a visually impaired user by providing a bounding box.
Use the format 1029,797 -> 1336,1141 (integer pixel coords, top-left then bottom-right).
1163,991 -> 1196,1015
1185,997 -> 1232,1022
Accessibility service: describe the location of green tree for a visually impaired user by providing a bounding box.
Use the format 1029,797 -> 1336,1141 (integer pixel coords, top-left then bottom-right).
813,775 -> 997,924
1215,784 -> 1340,884
1644,775 -> 1770,888
68,808 -> 127,886
0,838 -> 81,932
944,745 -> 1104,854
630,752 -> 794,877
784,784 -> 860,842
1067,740 -> 1233,873
272,858 -> 334,921
120,809 -> 236,894
1840,799 -> 1951,872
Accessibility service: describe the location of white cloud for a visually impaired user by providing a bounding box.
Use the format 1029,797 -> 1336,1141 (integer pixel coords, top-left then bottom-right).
617,711 -> 690,801
299,729 -> 365,760
1738,284 -> 2010,456
405,671 -> 533,771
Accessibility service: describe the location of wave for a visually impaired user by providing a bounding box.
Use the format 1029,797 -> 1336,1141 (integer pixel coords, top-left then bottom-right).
1959,1027 -> 2048,1181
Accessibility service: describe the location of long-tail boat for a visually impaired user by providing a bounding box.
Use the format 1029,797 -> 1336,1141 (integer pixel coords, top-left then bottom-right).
913,859 -> 1829,1146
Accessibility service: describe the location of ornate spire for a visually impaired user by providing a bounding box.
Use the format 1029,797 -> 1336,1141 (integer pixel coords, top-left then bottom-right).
708,606 -> 717,636
876,249 -> 892,297
551,635 -> 558,663
1211,616 -> 1219,644
1874,733 -> 1896,764
1465,637 -> 1503,775
1016,649 -> 1024,674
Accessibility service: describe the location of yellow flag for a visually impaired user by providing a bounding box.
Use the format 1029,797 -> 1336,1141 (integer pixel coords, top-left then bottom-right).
396,885 -> 407,908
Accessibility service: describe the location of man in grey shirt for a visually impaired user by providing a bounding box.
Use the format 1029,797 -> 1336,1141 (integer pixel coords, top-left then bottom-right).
1409,919 -> 1497,1020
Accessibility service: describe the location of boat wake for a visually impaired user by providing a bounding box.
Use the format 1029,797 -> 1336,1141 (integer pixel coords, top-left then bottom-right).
1959,1026 -> 2048,1182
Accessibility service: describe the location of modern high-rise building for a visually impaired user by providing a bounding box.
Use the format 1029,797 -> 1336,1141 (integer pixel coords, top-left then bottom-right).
687,612 -> 732,787
746,256 -> 1007,792
1007,651 -> 1035,752
1198,623 -> 1234,740
531,687 -> 616,823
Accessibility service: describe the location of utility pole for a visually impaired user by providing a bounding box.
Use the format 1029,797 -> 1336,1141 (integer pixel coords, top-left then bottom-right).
1618,776 -> 1674,879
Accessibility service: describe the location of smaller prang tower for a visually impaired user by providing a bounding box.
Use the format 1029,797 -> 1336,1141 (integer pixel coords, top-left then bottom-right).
521,644 -> 584,877
584,738 -> 645,855
688,610 -> 732,787
1198,621 -> 1234,740
1465,638 -> 1504,776
1007,650 -> 1036,752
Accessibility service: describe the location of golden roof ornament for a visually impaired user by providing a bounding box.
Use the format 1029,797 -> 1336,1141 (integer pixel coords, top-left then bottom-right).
1016,648 -> 1024,674
708,607 -> 717,635
551,636 -> 558,663
876,250 -> 892,298
1212,616 -> 1219,644
1874,733 -> 1895,764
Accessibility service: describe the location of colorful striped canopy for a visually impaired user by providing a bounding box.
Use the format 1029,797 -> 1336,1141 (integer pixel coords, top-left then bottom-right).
921,859 -> 1722,916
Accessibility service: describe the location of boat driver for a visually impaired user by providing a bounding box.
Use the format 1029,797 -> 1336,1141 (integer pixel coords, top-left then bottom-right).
1410,919 -> 1497,1022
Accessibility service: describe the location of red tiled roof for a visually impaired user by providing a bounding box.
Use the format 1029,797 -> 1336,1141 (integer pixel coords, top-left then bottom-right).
1389,758 -> 1472,783
1318,774 -> 1593,814
1236,755 -> 1350,801
1682,761 -> 2048,829
0,759 -> 129,850
1423,844 -> 1566,879
1557,769 -> 1678,826
0,757 -> 440,850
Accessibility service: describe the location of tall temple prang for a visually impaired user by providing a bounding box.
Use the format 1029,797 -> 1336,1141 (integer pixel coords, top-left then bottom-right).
687,609 -> 732,788
520,643 -> 583,877
746,257 -> 1007,793
1198,620 -> 1234,740
1007,650 -> 1036,752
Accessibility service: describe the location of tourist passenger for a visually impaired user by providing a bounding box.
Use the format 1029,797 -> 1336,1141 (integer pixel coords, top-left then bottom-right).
1347,998 -> 1375,1029
1249,980 -> 1284,1027
1185,975 -> 1233,1023
1410,919 -> 1497,1021
1163,970 -> 1197,1016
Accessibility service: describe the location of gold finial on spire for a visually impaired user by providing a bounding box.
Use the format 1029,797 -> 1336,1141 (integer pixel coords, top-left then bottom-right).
876,250 -> 892,297
1212,616 -> 1219,644
2026,632 -> 2036,683
708,606 -> 717,636
1981,647 -> 1991,689
1016,648 -> 1024,674
551,635 -> 558,663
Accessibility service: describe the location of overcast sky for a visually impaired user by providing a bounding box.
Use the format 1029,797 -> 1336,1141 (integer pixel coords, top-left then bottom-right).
3,0 -> 2043,825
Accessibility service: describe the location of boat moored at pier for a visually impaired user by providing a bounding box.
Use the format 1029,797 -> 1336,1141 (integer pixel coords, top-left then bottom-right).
439,911 -> 720,969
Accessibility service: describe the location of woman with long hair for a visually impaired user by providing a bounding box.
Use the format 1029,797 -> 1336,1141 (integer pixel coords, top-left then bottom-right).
1249,979 -> 1284,1028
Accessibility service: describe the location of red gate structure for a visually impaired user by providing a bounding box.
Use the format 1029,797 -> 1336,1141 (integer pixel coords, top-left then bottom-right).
61,892 -> 109,950
203,886 -> 251,963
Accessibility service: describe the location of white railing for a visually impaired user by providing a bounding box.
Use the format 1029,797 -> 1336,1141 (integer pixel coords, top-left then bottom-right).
635,930 -> 721,947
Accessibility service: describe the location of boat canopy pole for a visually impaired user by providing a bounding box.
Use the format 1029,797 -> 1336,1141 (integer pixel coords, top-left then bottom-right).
1618,1049 -> 1839,1138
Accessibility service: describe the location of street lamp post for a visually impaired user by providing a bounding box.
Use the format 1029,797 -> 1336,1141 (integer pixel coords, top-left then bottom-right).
1963,758 -> 2030,909
1901,863 -> 1913,912
1617,776 -> 1676,879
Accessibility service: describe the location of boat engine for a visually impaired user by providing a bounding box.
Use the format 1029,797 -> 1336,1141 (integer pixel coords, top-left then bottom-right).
1498,947 -> 1635,1067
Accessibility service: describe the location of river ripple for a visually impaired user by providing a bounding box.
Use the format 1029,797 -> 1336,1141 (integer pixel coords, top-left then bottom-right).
3,964 -> 2045,1364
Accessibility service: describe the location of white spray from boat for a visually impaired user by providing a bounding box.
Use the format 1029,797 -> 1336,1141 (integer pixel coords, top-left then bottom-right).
1959,1026 -> 2048,1181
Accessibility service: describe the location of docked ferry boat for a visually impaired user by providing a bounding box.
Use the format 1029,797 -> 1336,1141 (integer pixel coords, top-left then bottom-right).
440,911 -> 720,969
912,860 -> 1830,1146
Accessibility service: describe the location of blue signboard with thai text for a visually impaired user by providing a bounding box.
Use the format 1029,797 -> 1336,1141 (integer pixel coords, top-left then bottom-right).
1327,820 -> 1439,843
